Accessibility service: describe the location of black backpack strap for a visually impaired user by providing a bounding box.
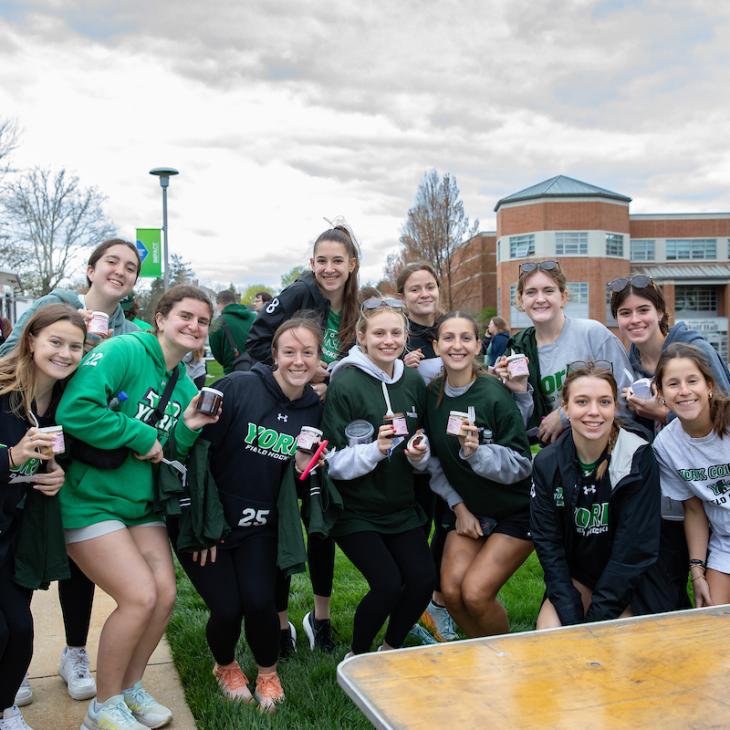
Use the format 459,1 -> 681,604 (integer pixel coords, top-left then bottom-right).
219,318 -> 241,359
145,367 -> 181,426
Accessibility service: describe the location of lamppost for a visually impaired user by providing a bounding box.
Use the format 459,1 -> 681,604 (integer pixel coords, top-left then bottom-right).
149,167 -> 179,289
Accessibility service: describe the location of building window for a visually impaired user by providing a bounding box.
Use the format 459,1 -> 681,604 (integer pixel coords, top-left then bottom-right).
509,284 -> 532,328
666,239 -> 717,260
605,287 -> 617,326
630,239 -> 655,261
605,233 -> 624,257
509,234 -> 535,259
555,231 -> 588,256
565,282 -> 589,319
675,286 -> 718,313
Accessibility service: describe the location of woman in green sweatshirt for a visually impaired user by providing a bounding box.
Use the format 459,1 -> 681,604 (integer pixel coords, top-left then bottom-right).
426,312 -> 533,638
322,299 -> 434,656
55,285 -> 219,730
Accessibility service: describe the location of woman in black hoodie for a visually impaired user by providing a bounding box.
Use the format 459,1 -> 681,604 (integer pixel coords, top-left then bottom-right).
174,317 -> 324,712
246,222 -> 361,655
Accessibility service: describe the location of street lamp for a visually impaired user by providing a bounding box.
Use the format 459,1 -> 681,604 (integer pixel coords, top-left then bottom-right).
149,167 -> 179,289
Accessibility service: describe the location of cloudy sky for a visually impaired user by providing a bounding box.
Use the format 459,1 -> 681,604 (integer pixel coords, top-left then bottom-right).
1,0 -> 728,291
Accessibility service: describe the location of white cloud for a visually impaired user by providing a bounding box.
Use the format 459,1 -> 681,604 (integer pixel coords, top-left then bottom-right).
1,0 -> 729,291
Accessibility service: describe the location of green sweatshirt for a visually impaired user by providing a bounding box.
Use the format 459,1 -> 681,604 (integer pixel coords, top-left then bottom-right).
209,303 -> 256,374
322,361 -> 427,537
426,375 -> 532,520
56,331 -> 200,528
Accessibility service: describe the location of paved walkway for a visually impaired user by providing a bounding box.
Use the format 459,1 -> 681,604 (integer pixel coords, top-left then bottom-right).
22,583 -> 196,729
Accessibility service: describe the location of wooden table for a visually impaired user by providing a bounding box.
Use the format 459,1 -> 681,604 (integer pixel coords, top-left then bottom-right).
337,605 -> 730,729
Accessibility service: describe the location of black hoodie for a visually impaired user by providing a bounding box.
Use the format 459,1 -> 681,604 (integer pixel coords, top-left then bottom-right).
201,363 -> 323,547
246,271 -> 332,365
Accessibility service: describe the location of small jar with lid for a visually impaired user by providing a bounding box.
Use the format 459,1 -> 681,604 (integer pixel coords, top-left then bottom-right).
297,426 -> 323,454
383,412 -> 409,437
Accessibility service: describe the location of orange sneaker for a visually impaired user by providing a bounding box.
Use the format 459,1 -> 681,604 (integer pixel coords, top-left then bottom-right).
212,661 -> 253,702
254,672 -> 285,713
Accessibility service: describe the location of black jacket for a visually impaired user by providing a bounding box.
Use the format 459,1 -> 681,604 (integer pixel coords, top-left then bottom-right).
530,428 -> 661,626
246,271 -> 331,365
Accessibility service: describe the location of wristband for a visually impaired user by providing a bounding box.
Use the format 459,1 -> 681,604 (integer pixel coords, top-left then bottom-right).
689,558 -> 706,569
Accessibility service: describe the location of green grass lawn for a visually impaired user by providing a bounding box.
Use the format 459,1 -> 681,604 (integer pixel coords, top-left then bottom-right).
167,545 -> 545,729
171,358 -> 545,727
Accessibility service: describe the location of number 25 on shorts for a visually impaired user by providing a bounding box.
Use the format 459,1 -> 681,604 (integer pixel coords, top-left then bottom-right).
238,508 -> 270,527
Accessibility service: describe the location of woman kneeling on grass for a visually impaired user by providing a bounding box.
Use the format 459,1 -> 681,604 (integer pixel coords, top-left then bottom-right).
425,312 -> 533,638
173,317 -> 325,712
323,299 -> 434,656
531,362 -> 662,628
0,305 -> 86,730
56,286 -> 218,730
653,343 -> 730,607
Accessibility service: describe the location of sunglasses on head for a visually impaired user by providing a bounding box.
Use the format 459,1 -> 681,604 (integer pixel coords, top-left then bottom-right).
607,275 -> 654,293
566,360 -> 613,374
519,260 -> 561,276
361,297 -> 406,312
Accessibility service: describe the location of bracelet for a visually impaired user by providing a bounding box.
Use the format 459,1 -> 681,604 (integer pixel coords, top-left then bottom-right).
689,558 -> 706,569
7,446 -> 16,468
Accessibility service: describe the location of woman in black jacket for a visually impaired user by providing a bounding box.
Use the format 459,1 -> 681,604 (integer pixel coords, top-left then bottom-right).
0,304 -> 86,729
530,361 -> 662,627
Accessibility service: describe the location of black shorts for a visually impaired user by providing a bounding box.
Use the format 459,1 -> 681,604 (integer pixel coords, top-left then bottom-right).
444,505 -> 532,542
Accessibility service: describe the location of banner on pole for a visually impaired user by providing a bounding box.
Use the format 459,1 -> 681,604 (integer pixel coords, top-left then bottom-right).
135,229 -> 162,278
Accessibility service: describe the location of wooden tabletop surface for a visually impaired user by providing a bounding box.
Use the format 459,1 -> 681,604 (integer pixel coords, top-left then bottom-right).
337,605 -> 730,729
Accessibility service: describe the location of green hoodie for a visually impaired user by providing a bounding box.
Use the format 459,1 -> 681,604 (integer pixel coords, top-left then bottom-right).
56,331 -> 200,528
209,303 -> 256,374
0,288 -> 138,356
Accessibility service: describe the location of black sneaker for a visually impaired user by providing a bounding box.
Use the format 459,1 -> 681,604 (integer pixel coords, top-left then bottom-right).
302,611 -> 335,653
279,621 -> 297,660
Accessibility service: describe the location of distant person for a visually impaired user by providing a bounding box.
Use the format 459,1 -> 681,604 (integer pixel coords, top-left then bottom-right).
120,293 -> 152,331
253,291 -> 273,312
485,317 -> 509,367
0,317 -> 11,346
357,286 -> 381,305
183,346 -> 207,389
209,290 -> 256,374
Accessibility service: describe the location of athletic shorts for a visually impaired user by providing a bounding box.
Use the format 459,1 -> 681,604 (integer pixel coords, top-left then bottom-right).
707,531 -> 730,574
65,519 -> 165,544
444,505 -> 532,542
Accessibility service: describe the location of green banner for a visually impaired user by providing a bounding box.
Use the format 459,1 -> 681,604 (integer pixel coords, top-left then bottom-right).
135,228 -> 162,278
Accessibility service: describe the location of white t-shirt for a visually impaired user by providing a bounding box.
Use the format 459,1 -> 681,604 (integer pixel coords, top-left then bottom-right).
653,418 -> 730,536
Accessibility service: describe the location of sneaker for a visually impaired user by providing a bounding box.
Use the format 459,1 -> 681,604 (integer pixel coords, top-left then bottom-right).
59,647 -> 97,701
420,601 -> 458,642
302,611 -> 335,653
408,623 -> 438,646
254,672 -> 284,713
279,621 -> 297,660
14,674 -> 32,707
81,695 -> 147,730
212,661 -> 253,702
122,682 -> 172,728
0,705 -> 32,730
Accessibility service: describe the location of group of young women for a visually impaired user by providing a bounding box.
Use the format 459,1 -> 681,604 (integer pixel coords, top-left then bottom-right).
2,230 -> 730,728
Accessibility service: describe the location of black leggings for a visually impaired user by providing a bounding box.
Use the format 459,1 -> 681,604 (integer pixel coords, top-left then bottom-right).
0,556 -> 33,710
337,528 -> 434,654
414,475 -> 447,593
173,528 -> 279,668
274,533 -> 335,613
58,558 -> 95,647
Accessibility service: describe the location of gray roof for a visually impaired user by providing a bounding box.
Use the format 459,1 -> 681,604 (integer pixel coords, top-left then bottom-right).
495,175 -> 631,211
632,263 -> 730,282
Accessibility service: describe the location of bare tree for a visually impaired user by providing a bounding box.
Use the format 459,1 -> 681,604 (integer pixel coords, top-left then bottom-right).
0,119 -> 19,178
0,167 -> 115,295
397,170 -> 478,309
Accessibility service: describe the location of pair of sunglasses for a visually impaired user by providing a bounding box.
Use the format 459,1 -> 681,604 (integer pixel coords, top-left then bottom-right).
607,275 -> 654,293
361,297 -> 406,312
519,260 -> 561,275
566,359 -> 613,374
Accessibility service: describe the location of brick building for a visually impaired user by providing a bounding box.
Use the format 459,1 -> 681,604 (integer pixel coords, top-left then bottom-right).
453,175 -> 730,360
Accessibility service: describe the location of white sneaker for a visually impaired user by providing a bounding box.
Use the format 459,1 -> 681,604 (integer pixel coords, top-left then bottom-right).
59,647 -> 96,701
14,674 -> 32,707
82,696 -> 146,730
122,683 -> 172,728
0,705 -> 33,730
